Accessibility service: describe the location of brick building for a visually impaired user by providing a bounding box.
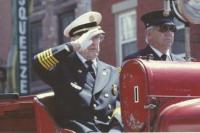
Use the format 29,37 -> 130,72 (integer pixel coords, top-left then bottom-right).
0,0 -> 200,93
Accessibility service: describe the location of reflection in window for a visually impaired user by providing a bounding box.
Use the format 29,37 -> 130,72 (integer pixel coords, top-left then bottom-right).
57,0 -> 68,3
173,29 -> 185,54
30,21 -> 42,55
33,0 -> 42,7
30,21 -> 42,81
119,10 -> 137,61
172,18 -> 185,56
58,11 -> 74,44
120,12 -> 136,43
122,41 -> 137,58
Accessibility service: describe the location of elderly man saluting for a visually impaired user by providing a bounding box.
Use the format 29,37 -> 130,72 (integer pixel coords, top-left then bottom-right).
32,11 -> 123,132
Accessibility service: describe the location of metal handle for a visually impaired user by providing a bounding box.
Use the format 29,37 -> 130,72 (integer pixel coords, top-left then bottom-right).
144,104 -> 157,110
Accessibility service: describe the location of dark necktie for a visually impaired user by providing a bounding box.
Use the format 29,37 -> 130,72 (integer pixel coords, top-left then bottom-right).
161,54 -> 167,61
86,60 -> 96,79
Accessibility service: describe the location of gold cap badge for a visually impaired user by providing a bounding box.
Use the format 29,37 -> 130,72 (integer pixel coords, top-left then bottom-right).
89,15 -> 95,22
112,84 -> 118,96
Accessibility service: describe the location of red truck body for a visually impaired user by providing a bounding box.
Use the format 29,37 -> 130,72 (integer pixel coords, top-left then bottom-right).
1,59 -> 200,132
0,92 -> 74,133
120,59 -> 200,132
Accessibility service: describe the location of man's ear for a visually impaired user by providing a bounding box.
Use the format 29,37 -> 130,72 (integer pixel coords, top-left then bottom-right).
146,28 -> 152,37
145,28 -> 154,43
145,29 -> 150,43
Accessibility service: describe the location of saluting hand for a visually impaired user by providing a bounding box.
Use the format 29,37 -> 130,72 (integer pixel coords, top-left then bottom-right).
71,28 -> 104,51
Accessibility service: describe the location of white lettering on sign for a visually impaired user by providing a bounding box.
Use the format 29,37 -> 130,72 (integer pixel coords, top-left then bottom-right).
20,66 -> 28,92
18,0 -> 29,94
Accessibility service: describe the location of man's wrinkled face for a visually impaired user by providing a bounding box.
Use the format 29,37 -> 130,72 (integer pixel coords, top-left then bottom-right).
79,34 -> 104,60
147,24 -> 176,52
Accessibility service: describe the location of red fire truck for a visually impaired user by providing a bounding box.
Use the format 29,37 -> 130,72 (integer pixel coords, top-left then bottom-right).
121,58 -> 200,132
1,0 -> 200,132
2,58 -> 200,132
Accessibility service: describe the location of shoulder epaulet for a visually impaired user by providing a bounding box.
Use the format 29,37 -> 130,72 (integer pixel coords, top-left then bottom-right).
112,107 -> 121,117
116,67 -> 121,73
37,48 -> 59,70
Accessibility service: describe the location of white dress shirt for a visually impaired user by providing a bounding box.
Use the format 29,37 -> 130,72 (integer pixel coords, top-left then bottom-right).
76,52 -> 97,74
150,45 -> 172,61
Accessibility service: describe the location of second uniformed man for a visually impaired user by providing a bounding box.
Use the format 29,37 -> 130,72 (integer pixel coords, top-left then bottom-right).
32,11 -> 123,132
124,10 -> 185,61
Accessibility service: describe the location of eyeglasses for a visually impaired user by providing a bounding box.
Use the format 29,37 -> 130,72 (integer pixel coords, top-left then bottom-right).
92,34 -> 105,42
158,24 -> 177,33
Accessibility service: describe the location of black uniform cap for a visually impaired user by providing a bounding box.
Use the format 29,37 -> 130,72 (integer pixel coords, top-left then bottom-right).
141,10 -> 175,28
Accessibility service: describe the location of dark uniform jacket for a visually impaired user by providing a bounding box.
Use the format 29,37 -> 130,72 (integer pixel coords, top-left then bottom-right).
124,45 -> 185,61
32,43 -> 122,132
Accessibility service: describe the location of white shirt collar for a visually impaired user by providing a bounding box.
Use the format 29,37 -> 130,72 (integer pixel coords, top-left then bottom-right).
76,52 -> 97,68
150,45 -> 171,60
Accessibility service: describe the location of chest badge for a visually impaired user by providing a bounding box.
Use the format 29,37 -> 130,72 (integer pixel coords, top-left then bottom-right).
112,84 -> 118,96
102,71 -> 107,76
77,69 -> 83,74
70,82 -> 82,90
